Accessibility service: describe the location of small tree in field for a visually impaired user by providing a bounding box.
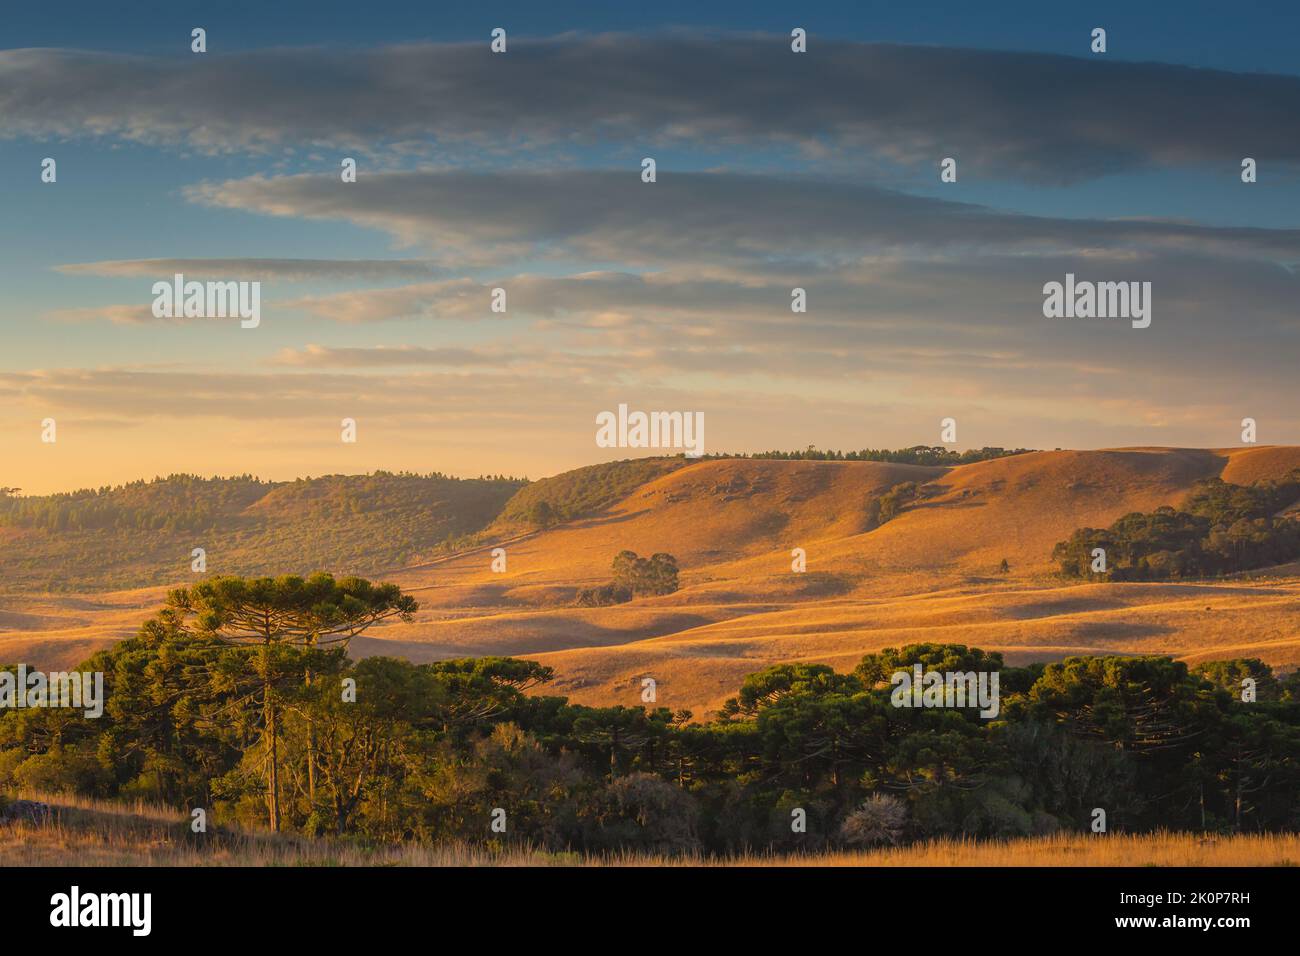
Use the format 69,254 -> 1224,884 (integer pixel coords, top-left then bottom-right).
611,550 -> 679,597
166,573 -> 417,831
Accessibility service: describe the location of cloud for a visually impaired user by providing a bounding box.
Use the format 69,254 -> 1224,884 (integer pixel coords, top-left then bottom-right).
5,36 -> 1300,180
46,249 -> 1300,400
0,367 -> 582,422
56,258 -> 439,281
188,169 -> 1300,269
280,272 -> 823,324
266,344 -> 534,368
282,279 -> 494,323
44,304 -> 162,325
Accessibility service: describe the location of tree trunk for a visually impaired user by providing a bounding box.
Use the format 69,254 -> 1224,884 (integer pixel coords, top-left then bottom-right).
305,663 -> 317,810
265,678 -> 281,832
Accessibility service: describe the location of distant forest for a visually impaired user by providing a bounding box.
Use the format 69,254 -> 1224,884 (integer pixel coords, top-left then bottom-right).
0,471 -> 526,533
0,473 -> 525,590
1055,471 -> 1300,581
2,576 -> 1297,853
716,445 -> 1035,465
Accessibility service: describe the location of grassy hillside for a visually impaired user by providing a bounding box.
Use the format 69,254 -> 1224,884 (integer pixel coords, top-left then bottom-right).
6,448 -> 1300,715
0,472 -> 524,591
367,447 -> 1300,712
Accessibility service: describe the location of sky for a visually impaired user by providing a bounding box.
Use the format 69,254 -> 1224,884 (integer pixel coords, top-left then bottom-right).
2,0 -> 1299,494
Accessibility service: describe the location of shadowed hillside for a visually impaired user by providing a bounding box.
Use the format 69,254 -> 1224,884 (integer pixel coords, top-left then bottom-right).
0,472 -> 524,591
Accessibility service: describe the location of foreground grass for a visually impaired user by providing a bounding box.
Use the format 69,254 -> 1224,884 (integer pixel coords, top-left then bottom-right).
2,793 -> 1296,866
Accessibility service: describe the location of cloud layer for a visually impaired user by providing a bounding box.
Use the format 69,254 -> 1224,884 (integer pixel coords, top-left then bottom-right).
5,36 -> 1300,179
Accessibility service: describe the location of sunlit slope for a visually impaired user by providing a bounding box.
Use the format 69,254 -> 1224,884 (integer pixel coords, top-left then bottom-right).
365,447 -> 1300,713
811,447 -> 1230,576
5,448 -> 1300,715
391,447 -> 1240,616
1216,444 -> 1300,486
519,577 -> 1300,715
0,586 -> 167,671
395,457 -> 945,605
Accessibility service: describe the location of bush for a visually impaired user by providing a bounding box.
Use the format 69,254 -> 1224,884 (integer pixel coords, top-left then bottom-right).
526,500 -> 560,529
869,482 -> 918,526
578,773 -> 701,855
574,583 -> 633,607
8,745 -> 112,796
839,794 -> 908,847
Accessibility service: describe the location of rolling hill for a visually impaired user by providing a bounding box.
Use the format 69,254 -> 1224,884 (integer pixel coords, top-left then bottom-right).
3,447 -> 1300,715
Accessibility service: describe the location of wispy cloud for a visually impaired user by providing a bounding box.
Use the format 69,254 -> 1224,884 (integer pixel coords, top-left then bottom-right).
56,258 -> 439,281
187,169 -> 1300,268
266,344 -> 536,368
44,304 -> 164,325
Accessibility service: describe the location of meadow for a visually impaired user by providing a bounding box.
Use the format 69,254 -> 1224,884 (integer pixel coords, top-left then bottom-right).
3,792 -> 1295,867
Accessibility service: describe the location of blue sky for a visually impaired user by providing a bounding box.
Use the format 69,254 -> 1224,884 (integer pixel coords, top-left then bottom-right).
6,0 -> 1300,69
3,1 -> 1299,492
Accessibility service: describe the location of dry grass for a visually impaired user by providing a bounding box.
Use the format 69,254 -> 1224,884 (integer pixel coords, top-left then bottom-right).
739,831 -> 1300,867
2,793 -> 1296,866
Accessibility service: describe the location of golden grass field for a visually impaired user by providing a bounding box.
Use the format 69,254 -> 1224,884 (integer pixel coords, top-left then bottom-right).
2,793 -> 1295,867
3,446 -> 1300,716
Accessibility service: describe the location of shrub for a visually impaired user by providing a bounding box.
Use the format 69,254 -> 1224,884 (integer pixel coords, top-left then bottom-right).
870,482 -> 918,526
839,794 -> 908,847
578,772 -> 701,855
611,550 -> 679,597
573,583 -> 633,607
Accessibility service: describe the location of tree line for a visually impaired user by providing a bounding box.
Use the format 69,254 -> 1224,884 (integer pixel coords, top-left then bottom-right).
717,445 -> 1034,466
0,472 -> 526,534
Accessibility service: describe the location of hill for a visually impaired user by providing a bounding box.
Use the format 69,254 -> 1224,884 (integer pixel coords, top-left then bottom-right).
0,472 -> 523,591
4,447 -> 1300,713
366,447 -> 1300,712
